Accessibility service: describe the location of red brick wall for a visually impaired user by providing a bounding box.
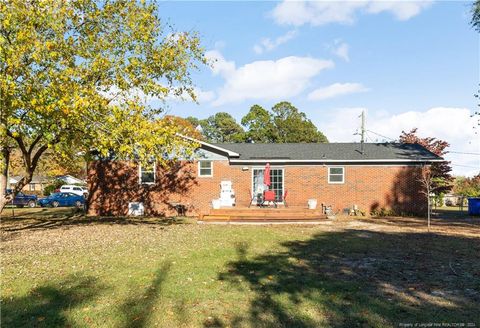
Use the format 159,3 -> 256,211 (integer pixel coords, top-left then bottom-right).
87,160 -> 426,217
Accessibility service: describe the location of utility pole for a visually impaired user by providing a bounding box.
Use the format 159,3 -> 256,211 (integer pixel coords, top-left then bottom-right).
360,110 -> 366,154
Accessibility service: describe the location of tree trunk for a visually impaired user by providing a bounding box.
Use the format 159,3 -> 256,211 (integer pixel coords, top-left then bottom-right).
0,144 -> 40,214
0,170 -> 34,214
427,194 -> 431,232
0,146 -> 12,213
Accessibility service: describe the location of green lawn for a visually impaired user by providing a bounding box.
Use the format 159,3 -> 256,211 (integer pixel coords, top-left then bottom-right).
1,209 -> 479,327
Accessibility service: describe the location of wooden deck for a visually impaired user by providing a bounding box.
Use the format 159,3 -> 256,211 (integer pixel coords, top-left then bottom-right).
199,207 -> 327,223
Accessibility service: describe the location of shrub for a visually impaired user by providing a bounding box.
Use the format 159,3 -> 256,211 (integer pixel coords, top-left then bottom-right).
43,179 -> 65,196
370,208 -> 396,217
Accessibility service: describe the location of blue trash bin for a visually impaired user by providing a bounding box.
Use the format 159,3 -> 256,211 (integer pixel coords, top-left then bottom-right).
468,198 -> 480,216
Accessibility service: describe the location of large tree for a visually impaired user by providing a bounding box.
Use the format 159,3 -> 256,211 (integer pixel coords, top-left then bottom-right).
0,0 -> 206,211
399,129 -> 453,194
241,105 -> 276,143
200,112 -> 245,143
471,0 -> 480,32
471,2 -> 480,131
186,102 -> 329,144
454,174 -> 480,198
239,102 -> 328,143
164,116 -> 203,140
474,86 -> 480,131
185,116 -> 201,130
271,102 -> 328,143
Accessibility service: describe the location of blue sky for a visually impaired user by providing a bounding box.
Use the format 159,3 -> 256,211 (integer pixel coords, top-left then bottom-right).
157,1 -> 479,176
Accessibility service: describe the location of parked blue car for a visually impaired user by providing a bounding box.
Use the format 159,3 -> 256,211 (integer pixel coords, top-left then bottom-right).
38,192 -> 85,208
5,189 -> 37,208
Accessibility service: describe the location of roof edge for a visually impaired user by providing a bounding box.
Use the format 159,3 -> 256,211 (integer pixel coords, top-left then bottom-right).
177,134 -> 240,157
229,158 -> 444,164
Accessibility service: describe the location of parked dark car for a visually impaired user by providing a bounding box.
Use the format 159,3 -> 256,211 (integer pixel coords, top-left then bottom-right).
5,189 -> 37,208
38,192 -> 85,208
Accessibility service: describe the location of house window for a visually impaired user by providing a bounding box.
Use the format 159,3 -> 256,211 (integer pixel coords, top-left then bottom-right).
252,168 -> 284,201
328,167 -> 344,184
139,163 -> 156,184
198,161 -> 213,177
29,183 -> 35,191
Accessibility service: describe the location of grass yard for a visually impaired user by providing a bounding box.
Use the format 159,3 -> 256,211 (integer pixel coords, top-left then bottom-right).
1,208 -> 480,328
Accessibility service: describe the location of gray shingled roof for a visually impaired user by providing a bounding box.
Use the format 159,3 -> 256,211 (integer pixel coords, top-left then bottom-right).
209,143 -> 441,162
9,175 -> 51,183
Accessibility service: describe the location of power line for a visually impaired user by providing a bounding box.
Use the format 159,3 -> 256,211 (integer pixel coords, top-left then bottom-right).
451,163 -> 480,168
362,133 -> 480,156
448,151 -> 480,156
365,131 -> 374,143
366,130 -> 395,141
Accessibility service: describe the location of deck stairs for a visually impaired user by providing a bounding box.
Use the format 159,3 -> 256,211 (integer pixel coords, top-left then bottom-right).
199,207 -> 327,223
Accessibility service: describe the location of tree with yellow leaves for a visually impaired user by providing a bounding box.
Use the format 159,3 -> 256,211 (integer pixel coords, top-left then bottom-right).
0,0 -> 206,211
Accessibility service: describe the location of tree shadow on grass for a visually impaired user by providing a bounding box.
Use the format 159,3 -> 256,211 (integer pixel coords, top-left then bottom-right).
210,230 -> 480,327
432,208 -> 474,221
358,216 -> 480,232
1,275 -> 105,328
1,212 -> 191,234
1,207 -> 76,219
119,261 -> 171,328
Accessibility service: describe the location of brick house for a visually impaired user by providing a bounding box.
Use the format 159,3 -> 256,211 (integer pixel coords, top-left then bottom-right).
87,141 -> 442,217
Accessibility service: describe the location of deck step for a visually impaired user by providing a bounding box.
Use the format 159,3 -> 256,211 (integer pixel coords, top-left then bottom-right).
200,218 -> 327,223
201,207 -> 328,222
201,215 -> 230,221
228,216 -> 326,221
201,215 -> 327,222
209,210 -> 324,216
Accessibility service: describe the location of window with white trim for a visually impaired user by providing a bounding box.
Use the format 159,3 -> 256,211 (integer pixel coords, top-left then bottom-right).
139,163 -> 156,184
328,167 -> 344,184
198,161 -> 213,177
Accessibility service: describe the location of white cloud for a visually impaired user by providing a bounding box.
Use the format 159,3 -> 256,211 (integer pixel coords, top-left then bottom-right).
332,41 -> 350,62
165,87 -> 215,104
317,107 -> 480,176
366,1 -> 433,20
205,50 -> 236,78
253,30 -> 298,54
194,88 -> 216,103
271,0 -> 433,26
208,52 -> 334,106
308,83 -> 369,100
